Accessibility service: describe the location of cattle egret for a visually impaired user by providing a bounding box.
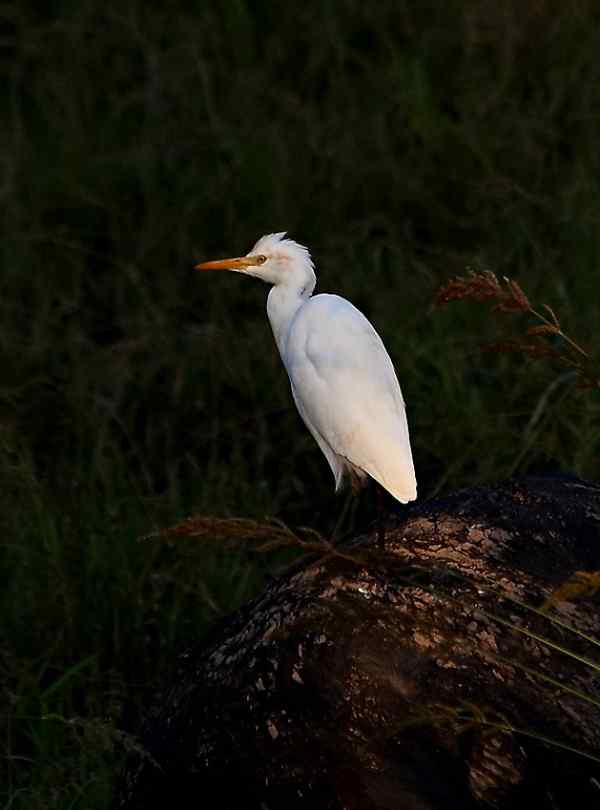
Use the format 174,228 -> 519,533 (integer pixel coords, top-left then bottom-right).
196,233 -> 417,504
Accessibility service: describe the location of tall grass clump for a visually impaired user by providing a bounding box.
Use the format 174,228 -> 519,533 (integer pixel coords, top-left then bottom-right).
2,0 -> 600,805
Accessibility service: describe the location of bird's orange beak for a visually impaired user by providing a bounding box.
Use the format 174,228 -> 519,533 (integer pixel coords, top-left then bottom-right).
195,255 -> 257,271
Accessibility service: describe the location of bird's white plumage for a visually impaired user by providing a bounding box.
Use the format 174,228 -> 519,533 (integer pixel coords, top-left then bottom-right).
197,232 -> 417,503
283,293 -> 416,502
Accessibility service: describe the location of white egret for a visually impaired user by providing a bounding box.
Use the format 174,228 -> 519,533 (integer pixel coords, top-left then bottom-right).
196,233 -> 417,504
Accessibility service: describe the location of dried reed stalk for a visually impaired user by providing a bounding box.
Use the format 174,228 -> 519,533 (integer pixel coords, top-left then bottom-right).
436,271 -> 599,390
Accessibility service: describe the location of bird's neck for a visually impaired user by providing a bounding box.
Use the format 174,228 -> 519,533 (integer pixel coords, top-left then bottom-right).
267,284 -> 311,358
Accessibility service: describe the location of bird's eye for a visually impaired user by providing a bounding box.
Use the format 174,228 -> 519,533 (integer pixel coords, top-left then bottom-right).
255,255 -> 268,265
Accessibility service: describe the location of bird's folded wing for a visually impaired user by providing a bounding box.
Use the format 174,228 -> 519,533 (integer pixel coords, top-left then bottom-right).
284,295 -> 416,501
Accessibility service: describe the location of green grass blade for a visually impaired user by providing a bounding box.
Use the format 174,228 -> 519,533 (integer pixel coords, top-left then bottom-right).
39,656 -> 98,702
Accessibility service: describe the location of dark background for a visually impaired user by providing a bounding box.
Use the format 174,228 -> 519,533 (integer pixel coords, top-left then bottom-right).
2,2 -> 599,806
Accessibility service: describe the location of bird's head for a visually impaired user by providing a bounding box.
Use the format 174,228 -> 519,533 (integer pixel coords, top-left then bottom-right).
196,232 -> 316,293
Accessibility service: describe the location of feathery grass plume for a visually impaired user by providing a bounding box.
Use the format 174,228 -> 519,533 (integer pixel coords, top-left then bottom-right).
542,570 -> 600,612
143,515 -> 410,570
144,515 -> 331,555
435,271 -> 599,390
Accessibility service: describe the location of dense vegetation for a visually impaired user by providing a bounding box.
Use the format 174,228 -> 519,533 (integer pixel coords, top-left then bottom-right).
2,2 -> 599,806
